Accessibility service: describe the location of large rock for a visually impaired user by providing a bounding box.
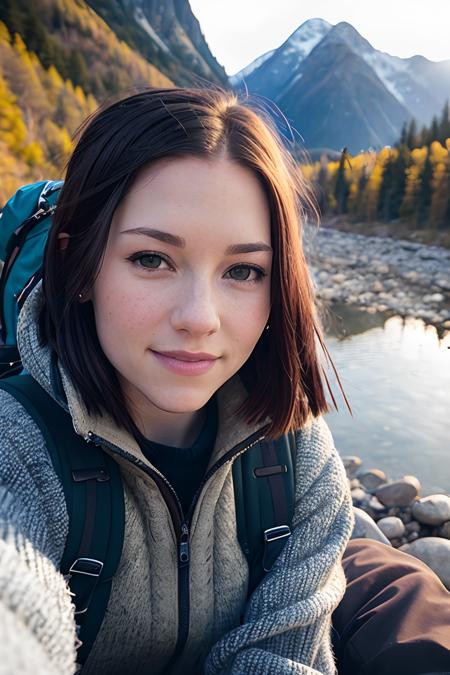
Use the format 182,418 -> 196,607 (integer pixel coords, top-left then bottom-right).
342,455 -> 362,477
374,477 -> 420,507
361,496 -> 387,522
351,487 -> 369,503
377,516 -> 405,540
436,521 -> 450,539
412,495 -> 450,526
402,475 -> 421,493
357,469 -> 387,491
351,507 -> 391,545
399,537 -> 450,590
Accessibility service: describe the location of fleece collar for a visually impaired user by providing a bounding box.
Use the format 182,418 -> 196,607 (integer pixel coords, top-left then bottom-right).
17,282 -> 270,471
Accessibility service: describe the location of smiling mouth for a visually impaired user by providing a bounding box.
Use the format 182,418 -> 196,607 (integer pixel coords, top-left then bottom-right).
150,350 -> 219,375
152,350 -> 220,362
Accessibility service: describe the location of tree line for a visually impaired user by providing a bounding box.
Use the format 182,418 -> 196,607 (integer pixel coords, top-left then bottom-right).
302,102 -> 450,231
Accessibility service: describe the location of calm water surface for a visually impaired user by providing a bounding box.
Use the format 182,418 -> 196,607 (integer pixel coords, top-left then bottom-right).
322,303 -> 450,496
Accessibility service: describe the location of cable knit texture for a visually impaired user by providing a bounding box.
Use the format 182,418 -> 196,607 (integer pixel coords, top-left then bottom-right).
0,282 -> 354,674
0,394 -> 76,674
204,418 -> 353,675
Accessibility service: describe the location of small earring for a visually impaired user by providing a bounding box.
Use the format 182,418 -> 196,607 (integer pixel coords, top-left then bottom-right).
265,324 -> 270,331
78,293 -> 83,300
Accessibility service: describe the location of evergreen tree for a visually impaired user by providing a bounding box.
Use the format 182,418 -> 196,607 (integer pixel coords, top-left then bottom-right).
390,147 -> 408,220
378,154 -> 394,220
398,122 -> 408,148
0,0 -> 24,37
355,171 -> 369,221
417,124 -> 428,147
429,116 -> 439,145
67,50 -> 90,91
334,147 -> 350,214
406,119 -> 418,150
417,151 -> 433,225
22,6 -> 52,67
398,102 -> 450,149
378,148 -> 408,221
440,100 -> 450,142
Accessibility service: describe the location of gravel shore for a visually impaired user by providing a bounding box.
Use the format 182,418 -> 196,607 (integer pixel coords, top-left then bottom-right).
303,224 -> 450,330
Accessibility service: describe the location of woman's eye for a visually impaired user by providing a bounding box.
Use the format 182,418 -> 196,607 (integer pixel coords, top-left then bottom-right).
226,265 -> 266,283
128,252 -> 171,270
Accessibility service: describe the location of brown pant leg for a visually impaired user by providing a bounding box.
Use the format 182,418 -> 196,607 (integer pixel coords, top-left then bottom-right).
331,537 -> 450,675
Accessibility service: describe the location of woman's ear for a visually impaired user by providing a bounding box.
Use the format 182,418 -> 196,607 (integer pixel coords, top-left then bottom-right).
58,232 -> 70,252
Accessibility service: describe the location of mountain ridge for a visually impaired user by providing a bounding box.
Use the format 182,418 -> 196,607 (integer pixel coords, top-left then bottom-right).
232,18 -> 450,152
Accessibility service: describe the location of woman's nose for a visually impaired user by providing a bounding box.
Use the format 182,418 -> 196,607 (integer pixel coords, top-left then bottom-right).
170,277 -> 221,336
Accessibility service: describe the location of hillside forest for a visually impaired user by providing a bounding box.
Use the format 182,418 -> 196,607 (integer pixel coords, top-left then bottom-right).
0,0 -> 176,205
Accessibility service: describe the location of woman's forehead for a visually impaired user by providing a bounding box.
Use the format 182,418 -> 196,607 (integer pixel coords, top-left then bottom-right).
111,156 -> 272,245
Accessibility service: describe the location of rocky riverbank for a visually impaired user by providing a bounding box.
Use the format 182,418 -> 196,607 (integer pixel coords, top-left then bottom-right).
304,224 -> 450,585
303,223 -> 450,330
344,455 -> 450,589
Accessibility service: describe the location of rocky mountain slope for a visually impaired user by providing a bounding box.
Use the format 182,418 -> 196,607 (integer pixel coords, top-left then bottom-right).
87,0 -> 228,87
231,19 -> 450,153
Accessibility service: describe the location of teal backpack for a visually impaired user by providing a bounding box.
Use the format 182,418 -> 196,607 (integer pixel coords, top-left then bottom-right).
0,182 -> 297,668
0,179 -> 63,377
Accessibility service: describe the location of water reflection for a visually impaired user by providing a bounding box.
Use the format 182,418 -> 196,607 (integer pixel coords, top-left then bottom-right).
321,303 -> 450,496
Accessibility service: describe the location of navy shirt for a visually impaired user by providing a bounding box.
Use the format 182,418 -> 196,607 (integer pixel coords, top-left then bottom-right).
134,396 -> 218,517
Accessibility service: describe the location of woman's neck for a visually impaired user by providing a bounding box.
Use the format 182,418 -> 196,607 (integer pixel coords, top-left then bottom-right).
138,405 -> 207,448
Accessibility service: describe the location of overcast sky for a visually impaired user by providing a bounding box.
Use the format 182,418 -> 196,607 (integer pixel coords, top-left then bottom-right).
189,0 -> 450,75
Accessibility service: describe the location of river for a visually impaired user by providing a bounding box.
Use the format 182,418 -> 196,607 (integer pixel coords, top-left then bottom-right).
324,304 -> 450,495
305,225 -> 450,497
322,302 -> 450,497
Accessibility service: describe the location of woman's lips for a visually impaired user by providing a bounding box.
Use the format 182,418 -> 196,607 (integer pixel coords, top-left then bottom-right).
151,350 -> 219,376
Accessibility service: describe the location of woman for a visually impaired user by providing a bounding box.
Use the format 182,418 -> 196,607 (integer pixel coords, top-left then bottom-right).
1,86 -> 448,675
0,85 -> 353,674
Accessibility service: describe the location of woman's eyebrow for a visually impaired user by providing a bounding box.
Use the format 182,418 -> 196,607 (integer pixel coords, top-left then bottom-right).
120,227 -> 272,254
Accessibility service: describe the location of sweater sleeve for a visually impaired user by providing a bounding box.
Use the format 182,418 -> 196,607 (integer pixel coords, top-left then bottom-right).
0,390 -> 77,674
204,415 -> 354,675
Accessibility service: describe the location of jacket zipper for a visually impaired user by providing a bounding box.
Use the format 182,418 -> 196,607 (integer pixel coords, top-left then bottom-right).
85,424 -> 269,670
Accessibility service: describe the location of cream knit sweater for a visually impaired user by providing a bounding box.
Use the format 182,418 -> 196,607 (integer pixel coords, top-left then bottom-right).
0,284 -> 354,674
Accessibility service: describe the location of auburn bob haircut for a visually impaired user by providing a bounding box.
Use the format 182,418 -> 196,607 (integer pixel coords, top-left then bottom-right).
39,85 -> 349,440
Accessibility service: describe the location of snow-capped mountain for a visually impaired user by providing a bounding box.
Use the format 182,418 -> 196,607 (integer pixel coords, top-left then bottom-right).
229,49 -> 275,86
233,18 -> 332,99
232,18 -> 450,153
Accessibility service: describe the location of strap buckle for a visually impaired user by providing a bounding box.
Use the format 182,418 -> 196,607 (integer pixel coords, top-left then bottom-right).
68,558 -> 104,615
263,525 -> 291,572
69,558 -> 104,577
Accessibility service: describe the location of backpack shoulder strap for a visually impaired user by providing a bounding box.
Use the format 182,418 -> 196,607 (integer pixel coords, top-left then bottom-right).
0,374 -> 124,666
232,431 -> 297,598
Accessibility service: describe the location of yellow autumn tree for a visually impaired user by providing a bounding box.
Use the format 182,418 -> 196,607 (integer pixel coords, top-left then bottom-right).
364,147 -> 390,221
0,72 -> 27,152
400,146 -> 427,224
41,119 -> 73,167
346,152 -> 374,218
429,141 -> 449,227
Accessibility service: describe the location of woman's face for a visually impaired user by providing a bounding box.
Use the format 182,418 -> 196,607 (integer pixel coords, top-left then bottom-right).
91,155 -> 272,439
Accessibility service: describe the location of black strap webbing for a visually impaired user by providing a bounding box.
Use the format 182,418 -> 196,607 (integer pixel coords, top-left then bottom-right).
233,431 -> 297,599
0,375 -> 124,666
